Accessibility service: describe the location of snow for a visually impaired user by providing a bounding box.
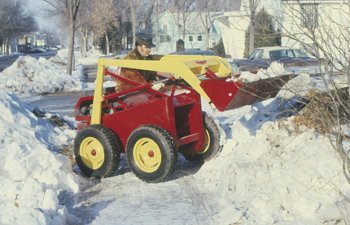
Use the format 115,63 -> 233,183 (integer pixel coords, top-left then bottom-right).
0,91 -> 79,225
239,62 -> 286,82
0,56 -> 81,97
0,50 -> 349,225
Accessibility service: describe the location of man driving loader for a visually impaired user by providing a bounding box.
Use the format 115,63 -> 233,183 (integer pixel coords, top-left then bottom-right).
115,31 -> 158,91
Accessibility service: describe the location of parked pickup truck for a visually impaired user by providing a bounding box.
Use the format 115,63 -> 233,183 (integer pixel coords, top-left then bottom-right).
231,46 -> 324,75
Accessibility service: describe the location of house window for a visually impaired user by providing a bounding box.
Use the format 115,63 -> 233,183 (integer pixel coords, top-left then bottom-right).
189,36 -> 193,41
301,3 -> 318,29
197,36 -> 202,41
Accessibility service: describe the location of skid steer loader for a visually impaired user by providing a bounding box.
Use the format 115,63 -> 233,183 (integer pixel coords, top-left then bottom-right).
74,55 -> 294,183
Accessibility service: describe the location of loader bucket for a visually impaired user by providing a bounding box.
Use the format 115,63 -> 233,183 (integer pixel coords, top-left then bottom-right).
200,74 -> 296,111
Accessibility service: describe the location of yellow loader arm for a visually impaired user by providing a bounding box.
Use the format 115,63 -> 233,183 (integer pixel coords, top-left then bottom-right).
96,54 -> 232,98
91,55 -> 232,124
91,54 -> 292,124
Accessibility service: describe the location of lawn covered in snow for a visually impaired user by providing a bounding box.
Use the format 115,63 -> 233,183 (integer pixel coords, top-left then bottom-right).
0,51 -> 349,225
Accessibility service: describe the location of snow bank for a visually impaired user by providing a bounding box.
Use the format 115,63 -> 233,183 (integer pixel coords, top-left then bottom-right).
0,56 -> 83,97
50,49 -> 103,67
0,91 -> 79,225
198,104 -> 350,224
238,62 -> 286,82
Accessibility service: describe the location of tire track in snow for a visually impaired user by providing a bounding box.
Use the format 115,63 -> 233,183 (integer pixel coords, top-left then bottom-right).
68,158 -> 219,225
176,170 -> 216,225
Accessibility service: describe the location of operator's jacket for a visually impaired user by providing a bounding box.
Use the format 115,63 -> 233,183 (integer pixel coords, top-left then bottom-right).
116,48 -> 157,91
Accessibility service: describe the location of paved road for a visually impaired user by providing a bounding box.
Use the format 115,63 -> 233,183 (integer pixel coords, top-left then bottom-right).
23,90 -> 93,118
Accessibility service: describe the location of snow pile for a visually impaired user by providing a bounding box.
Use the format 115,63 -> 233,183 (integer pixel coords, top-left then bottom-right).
49,50 -> 68,67
0,91 -> 79,225
239,62 -> 286,82
277,72 -> 349,100
277,73 -> 313,99
76,48 -> 104,65
0,56 -> 83,97
50,49 -> 103,67
197,104 -> 350,224
259,61 -> 286,78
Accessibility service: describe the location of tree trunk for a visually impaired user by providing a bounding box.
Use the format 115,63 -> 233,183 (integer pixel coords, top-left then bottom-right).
248,0 -> 257,54
201,12 -> 210,49
206,28 -> 210,49
5,38 -> 9,55
66,0 -> 81,75
182,12 -> 186,40
79,30 -> 87,58
249,12 -> 256,54
105,31 -> 110,55
156,0 -> 160,52
129,2 -> 137,48
67,22 -> 76,75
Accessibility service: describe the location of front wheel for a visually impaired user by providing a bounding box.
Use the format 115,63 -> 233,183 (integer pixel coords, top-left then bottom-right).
126,126 -> 177,183
74,125 -> 121,178
184,112 -> 222,163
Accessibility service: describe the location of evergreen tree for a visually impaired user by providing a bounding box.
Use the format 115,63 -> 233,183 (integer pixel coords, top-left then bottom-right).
97,24 -> 122,55
212,38 -> 226,57
244,8 -> 281,57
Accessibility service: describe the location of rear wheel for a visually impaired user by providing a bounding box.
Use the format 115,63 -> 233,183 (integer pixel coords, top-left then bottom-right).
184,112 -> 221,163
74,125 -> 121,178
126,126 -> 177,183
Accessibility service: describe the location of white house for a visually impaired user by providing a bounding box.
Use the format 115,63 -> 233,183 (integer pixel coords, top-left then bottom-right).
214,0 -> 283,59
281,0 -> 350,59
215,0 -> 349,59
214,11 -> 250,59
151,11 -> 222,54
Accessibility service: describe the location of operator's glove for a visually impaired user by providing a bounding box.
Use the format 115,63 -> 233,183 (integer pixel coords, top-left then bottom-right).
152,83 -> 165,91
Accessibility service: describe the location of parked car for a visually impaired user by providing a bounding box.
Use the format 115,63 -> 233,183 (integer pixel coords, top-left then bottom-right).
231,46 -> 324,75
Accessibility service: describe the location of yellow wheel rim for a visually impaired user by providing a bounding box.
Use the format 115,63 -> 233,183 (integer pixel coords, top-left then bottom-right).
201,129 -> 211,154
79,137 -> 105,169
133,137 -> 161,173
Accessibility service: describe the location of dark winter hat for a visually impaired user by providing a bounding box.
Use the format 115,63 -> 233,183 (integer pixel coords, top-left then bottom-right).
135,31 -> 155,48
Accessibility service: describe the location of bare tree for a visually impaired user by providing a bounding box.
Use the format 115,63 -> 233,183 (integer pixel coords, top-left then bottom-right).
87,0 -> 118,55
76,0 -> 91,57
141,0 -> 159,29
0,0 -> 37,55
197,0 -> 224,49
116,0 -> 158,48
150,0 -> 173,51
42,0 -> 81,75
280,0 -> 350,183
241,0 -> 264,54
128,0 -> 138,47
169,0 -> 195,41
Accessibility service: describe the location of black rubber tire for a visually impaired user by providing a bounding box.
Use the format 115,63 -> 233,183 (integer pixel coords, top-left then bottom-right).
184,112 -> 222,163
126,126 -> 177,183
74,125 -> 121,178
